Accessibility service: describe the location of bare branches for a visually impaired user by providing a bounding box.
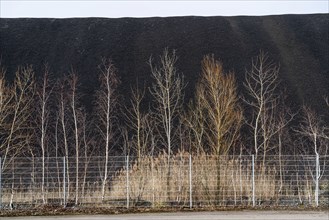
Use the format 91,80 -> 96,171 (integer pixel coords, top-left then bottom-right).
124,85 -> 152,161
149,48 -> 185,157
184,91 -> 206,155
0,67 -> 13,156
67,70 -> 82,205
1,66 -> 35,169
35,64 -> 54,204
243,52 -> 280,108
197,54 -> 242,156
243,52 -> 281,162
95,58 -> 120,154
95,58 -> 120,201
295,105 -> 328,156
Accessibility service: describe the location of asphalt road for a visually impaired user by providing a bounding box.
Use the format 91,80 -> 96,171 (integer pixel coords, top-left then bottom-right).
2,211 -> 328,220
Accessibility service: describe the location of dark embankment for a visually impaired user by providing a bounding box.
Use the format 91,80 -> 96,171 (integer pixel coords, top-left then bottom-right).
0,14 -> 328,116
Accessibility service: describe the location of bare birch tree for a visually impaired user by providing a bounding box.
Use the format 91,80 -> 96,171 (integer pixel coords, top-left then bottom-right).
0,66 -> 35,170
35,65 -> 54,204
80,109 -> 95,201
243,51 -> 281,164
149,48 -> 185,159
57,78 -> 70,204
0,66 -> 13,165
274,104 -> 296,194
149,49 -> 185,201
296,106 -> 328,156
95,58 -> 120,202
123,85 -> 153,202
67,71 -> 82,205
0,66 -> 35,209
295,105 -> 328,206
124,86 -> 151,162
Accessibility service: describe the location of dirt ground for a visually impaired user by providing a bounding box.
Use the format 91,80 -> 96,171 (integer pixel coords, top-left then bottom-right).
1,210 -> 328,220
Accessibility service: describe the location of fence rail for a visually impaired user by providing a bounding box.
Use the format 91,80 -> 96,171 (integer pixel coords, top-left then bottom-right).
0,154 -> 328,209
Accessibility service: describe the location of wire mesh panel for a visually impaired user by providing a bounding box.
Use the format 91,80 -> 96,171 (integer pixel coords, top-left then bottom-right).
319,155 -> 329,206
1,157 -> 65,209
110,154 -> 191,208
192,155 -> 252,207
65,156 -> 127,207
253,155 -> 313,206
0,154 -> 328,210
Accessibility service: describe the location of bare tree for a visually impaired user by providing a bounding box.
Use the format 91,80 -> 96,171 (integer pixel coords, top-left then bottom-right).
149,48 -> 185,159
0,66 -> 13,165
80,109 -> 95,202
55,72 -> 84,205
149,49 -> 185,201
0,66 -> 35,209
198,55 -> 242,156
123,85 -> 154,202
295,105 -> 328,206
243,51 -> 281,164
196,55 -> 242,203
296,106 -> 328,156
274,104 -> 296,194
67,71 -> 82,205
57,77 -> 70,204
35,65 -> 54,204
53,111 -> 62,201
124,86 -> 151,162
95,58 -> 120,202
0,66 -> 35,170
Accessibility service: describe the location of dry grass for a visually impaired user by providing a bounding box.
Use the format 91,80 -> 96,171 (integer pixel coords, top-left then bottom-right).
1,152 -> 326,209
109,152 -> 321,207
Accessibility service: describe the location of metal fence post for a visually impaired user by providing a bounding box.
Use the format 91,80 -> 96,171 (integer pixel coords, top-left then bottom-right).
0,157 -> 2,209
252,154 -> 255,207
126,155 -> 129,209
315,154 -> 319,207
63,157 -> 66,207
189,154 -> 192,209
151,158 -> 155,207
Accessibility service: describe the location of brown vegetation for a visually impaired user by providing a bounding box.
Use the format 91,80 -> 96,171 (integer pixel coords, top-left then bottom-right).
0,50 -> 328,210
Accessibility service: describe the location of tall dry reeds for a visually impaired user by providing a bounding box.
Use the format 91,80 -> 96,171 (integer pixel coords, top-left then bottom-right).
1,154 -> 325,208
109,152 -> 319,207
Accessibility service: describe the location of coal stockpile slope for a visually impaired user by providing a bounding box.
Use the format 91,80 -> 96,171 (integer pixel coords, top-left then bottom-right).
0,14 -> 328,115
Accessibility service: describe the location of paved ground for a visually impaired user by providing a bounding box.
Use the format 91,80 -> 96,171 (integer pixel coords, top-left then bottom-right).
2,211 -> 328,220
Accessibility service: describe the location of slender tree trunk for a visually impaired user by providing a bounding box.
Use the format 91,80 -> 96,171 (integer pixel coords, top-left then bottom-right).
55,118 -> 62,203
254,107 -> 261,161
41,101 -> 46,204
60,99 -> 70,204
101,85 -> 110,202
149,49 -> 184,203
166,91 -> 172,202
95,60 -> 119,203
72,93 -> 79,205
278,134 -> 283,195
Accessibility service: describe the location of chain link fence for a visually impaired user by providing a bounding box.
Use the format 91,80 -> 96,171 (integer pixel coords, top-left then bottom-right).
0,154 -> 328,209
